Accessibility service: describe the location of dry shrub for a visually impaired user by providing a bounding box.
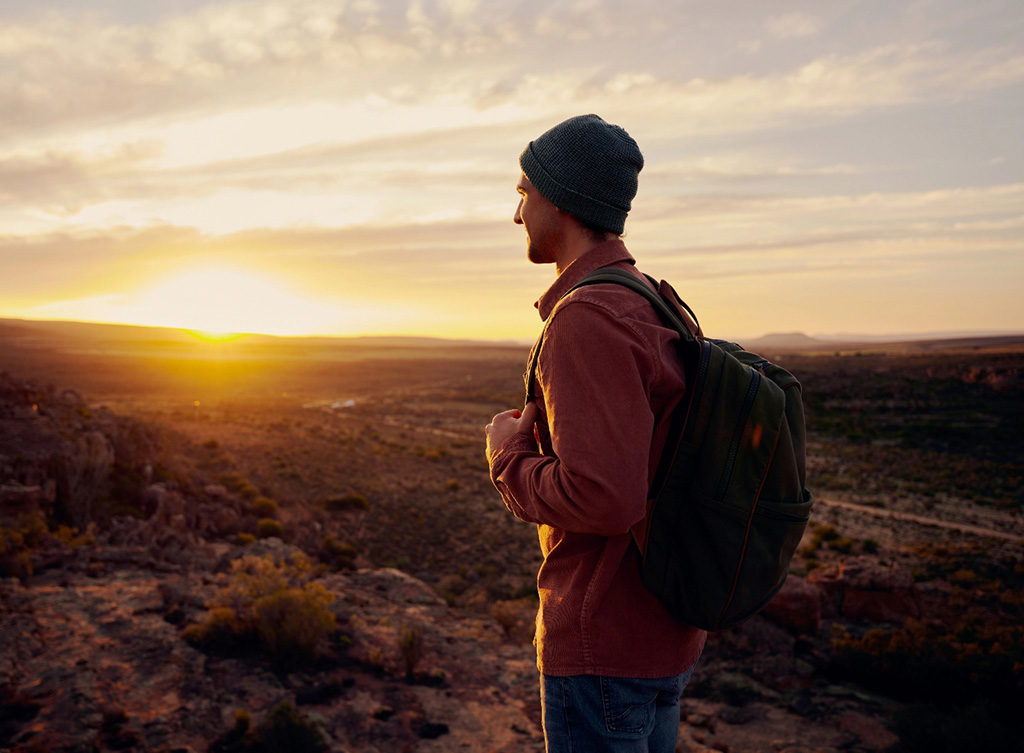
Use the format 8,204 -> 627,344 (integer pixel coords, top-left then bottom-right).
256,518 -> 284,539
324,492 -> 369,512
56,432 -> 114,527
489,598 -> 537,643
399,623 -> 423,678
252,586 -> 335,663
0,513 -> 47,577
218,472 -> 260,499
182,606 -> 243,652
829,618 -> 1024,749
185,553 -> 336,665
322,536 -> 357,570
250,496 -> 279,518
211,700 -> 327,753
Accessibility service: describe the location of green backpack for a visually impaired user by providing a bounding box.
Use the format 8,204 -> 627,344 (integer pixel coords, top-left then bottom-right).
527,268 -> 813,631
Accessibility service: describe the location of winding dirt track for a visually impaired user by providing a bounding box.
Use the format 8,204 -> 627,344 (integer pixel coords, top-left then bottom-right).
815,497 -> 1024,545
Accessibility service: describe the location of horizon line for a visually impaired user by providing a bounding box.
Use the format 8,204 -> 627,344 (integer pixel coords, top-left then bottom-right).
3,314 -> 1023,349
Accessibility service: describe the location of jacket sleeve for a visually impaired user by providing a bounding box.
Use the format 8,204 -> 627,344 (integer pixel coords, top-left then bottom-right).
488,298 -> 659,535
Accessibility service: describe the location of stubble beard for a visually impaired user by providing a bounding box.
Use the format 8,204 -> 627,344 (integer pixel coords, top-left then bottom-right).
525,230 -> 556,266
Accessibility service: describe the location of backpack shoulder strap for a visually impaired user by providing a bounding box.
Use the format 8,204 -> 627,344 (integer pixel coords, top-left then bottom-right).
525,267 -> 700,404
572,269 -> 701,340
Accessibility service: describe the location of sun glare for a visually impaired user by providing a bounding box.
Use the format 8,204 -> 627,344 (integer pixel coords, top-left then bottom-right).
127,266 -> 334,337
16,263 -> 430,338
185,329 -> 250,343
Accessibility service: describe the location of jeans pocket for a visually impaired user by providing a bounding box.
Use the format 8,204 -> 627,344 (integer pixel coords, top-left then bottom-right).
599,677 -> 658,736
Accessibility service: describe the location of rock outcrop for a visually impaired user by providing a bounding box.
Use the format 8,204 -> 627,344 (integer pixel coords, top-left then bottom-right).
762,575 -> 825,634
0,374 -> 158,529
808,557 -> 922,623
0,558 -> 544,752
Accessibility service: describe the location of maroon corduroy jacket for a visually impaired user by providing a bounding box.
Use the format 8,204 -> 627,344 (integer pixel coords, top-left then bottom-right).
489,239 -> 706,677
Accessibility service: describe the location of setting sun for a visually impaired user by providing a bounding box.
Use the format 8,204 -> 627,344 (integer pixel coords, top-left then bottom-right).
20,266 -> 347,338
130,266 -> 334,336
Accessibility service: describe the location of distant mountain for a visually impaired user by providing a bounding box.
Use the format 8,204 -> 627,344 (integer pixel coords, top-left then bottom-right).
814,329 -> 1024,342
736,330 -> 1024,354
739,332 -> 825,351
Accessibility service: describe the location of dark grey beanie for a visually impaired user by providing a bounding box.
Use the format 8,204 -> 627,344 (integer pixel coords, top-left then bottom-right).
519,114 -> 643,235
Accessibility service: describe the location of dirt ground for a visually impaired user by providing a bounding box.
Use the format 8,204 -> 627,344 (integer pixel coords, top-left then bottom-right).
2,318 -> 1022,752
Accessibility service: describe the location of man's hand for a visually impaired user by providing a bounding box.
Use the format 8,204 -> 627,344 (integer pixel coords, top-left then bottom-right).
485,402 -> 539,462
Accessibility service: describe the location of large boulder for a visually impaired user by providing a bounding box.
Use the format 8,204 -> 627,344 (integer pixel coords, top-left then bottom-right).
761,576 -> 824,634
808,557 -> 921,623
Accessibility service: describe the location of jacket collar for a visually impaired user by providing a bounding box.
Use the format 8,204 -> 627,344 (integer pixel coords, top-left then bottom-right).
535,239 -> 636,320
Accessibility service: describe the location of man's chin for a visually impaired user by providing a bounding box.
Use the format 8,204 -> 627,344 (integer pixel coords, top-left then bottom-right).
527,245 -> 553,265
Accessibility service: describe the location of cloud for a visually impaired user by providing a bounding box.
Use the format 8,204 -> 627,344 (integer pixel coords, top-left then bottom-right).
0,0 -> 481,139
3,172 -> 1021,339
765,13 -> 823,40
0,142 -> 161,213
2,1 -> 1021,150
645,154 -> 866,183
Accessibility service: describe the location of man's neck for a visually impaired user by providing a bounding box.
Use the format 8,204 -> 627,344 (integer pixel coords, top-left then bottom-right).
555,231 -> 620,276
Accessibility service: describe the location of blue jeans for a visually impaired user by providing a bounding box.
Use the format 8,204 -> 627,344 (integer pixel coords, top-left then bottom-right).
540,664 -> 697,753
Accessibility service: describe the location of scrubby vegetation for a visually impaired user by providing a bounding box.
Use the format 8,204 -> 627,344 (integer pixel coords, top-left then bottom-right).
256,518 -> 285,539
0,513 -> 46,578
184,553 -> 336,666
830,617 -> 1024,753
323,492 -> 369,512
250,496 -> 279,518
795,350 -> 1023,508
4,327 -> 1023,750
210,700 -> 328,753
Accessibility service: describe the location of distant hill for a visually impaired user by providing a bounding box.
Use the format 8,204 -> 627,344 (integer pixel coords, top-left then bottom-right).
739,332 -> 825,351
0,318 -> 521,351
2,317 -> 1022,356
738,330 -> 1024,354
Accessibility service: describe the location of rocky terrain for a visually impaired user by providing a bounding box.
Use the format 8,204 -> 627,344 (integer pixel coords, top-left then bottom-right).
1,324 -> 1022,752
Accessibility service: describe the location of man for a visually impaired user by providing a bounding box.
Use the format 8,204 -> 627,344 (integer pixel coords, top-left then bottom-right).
485,114 -> 706,752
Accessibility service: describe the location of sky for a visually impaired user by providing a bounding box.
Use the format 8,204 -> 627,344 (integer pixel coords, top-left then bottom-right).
1,0 -> 1022,342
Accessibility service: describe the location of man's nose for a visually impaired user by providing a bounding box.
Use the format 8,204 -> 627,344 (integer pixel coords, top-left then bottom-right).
513,200 -> 523,225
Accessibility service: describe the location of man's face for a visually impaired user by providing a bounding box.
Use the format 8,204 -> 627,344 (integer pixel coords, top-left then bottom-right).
514,173 -> 563,265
